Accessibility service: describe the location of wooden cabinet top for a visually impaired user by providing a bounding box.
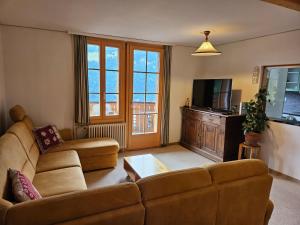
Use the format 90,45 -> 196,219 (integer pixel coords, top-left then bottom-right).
181,106 -> 244,118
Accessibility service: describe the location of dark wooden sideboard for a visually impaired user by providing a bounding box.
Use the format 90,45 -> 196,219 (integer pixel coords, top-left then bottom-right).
180,107 -> 245,162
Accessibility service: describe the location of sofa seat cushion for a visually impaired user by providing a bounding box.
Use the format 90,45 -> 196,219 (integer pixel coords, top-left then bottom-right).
49,138 -> 119,157
36,150 -> 81,173
33,167 -> 87,197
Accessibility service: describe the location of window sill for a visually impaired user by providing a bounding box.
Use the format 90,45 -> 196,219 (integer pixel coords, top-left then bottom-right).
89,116 -> 125,124
269,118 -> 300,127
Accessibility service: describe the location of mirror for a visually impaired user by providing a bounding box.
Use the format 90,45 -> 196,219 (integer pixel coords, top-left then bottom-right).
262,65 -> 300,126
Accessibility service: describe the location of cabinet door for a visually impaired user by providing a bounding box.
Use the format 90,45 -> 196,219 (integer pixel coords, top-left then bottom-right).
201,122 -> 217,153
215,127 -> 225,158
182,117 -> 201,147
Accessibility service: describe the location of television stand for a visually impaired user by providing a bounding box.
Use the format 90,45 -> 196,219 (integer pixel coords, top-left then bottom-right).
180,107 -> 245,162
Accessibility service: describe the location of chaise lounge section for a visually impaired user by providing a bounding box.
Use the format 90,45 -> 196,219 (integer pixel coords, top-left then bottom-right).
9,105 -> 120,171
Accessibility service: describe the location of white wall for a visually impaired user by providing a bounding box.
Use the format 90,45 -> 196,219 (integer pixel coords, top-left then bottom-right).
0,27 -> 7,134
201,30 -> 300,179
169,46 -> 203,143
0,26 -> 203,142
1,26 -> 74,129
261,121 -> 300,180
202,30 -> 300,103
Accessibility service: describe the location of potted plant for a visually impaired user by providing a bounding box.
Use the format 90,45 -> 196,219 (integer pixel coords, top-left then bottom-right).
242,89 -> 269,146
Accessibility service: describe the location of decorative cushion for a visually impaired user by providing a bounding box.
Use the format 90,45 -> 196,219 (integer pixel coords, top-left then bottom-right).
52,125 -> 64,143
33,125 -> 63,154
9,168 -> 42,202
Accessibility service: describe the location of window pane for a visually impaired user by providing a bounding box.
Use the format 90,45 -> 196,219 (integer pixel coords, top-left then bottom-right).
89,94 -> 100,116
106,94 -> 119,116
146,73 -> 159,93
134,50 -> 146,72
88,44 -> 100,69
88,70 -> 100,93
132,94 -> 145,114
146,94 -> 158,113
147,51 -> 159,73
132,114 -> 145,135
106,47 -> 119,70
133,73 -> 146,93
145,114 -> 158,133
106,71 -> 119,93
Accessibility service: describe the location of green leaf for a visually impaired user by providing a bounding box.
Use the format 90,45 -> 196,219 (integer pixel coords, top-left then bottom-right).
242,88 -> 269,133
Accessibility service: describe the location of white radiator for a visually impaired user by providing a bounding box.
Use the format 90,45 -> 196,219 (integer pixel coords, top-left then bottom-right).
88,123 -> 127,149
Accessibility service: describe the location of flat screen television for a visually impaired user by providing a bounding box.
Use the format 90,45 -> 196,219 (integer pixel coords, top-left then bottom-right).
192,79 -> 232,111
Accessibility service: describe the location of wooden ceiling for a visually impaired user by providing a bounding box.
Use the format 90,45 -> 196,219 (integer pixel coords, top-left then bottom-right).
262,0 -> 300,11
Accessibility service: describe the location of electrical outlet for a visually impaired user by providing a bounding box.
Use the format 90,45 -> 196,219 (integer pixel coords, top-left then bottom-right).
252,66 -> 260,84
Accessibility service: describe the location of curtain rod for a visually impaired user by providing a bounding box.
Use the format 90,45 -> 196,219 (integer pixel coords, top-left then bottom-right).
68,30 -> 173,46
0,23 -> 67,33
0,23 -> 176,46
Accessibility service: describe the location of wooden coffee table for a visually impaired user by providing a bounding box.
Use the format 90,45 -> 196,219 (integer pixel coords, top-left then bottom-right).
124,154 -> 169,182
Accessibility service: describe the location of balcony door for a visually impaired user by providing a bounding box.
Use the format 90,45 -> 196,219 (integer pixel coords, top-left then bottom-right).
127,44 -> 164,149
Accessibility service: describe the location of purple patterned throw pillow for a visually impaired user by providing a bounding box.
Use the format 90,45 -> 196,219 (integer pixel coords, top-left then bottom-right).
33,125 -> 62,153
9,169 -> 42,202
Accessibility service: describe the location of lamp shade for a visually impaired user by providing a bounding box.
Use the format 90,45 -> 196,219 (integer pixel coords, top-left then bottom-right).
192,31 -> 221,56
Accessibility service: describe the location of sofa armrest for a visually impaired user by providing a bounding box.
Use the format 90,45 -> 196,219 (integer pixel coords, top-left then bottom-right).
59,128 -> 73,141
5,183 -> 143,225
264,200 -> 274,225
0,199 -> 13,225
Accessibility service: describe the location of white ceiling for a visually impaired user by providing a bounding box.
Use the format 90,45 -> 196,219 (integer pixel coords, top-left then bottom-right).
0,0 -> 300,46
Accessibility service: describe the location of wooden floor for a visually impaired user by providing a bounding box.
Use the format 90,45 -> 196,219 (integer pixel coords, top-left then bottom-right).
84,144 -> 300,225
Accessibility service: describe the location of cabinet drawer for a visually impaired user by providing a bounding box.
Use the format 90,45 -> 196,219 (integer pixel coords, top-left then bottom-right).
202,114 -> 222,125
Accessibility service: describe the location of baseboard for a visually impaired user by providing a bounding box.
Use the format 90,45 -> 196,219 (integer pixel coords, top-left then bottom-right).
167,142 -> 180,146
123,142 -> 180,152
269,168 -> 300,183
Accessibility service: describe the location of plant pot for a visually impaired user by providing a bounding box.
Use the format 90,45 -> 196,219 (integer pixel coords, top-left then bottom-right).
244,132 -> 261,146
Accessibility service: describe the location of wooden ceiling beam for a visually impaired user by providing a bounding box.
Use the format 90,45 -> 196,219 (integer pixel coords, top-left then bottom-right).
262,0 -> 300,12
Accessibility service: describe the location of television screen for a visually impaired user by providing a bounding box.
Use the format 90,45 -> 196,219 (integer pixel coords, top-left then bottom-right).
192,79 -> 232,111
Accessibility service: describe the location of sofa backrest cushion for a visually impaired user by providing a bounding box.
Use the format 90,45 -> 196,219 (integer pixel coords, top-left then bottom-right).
7,122 -> 39,169
0,134 -> 35,201
5,183 -> 145,225
207,159 -> 268,184
137,168 -> 218,225
137,168 -> 212,201
207,160 -> 273,225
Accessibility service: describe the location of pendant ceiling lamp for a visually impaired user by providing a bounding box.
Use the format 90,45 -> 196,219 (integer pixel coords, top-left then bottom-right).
192,31 -> 221,56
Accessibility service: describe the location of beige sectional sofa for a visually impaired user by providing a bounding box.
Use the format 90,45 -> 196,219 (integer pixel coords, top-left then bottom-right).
0,105 -> 273,225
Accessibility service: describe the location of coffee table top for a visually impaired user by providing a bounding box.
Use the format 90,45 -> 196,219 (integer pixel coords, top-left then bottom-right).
124,154 -> 169,180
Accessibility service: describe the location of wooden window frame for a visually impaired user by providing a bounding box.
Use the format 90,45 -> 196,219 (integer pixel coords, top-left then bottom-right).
87,37 -> 126,124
